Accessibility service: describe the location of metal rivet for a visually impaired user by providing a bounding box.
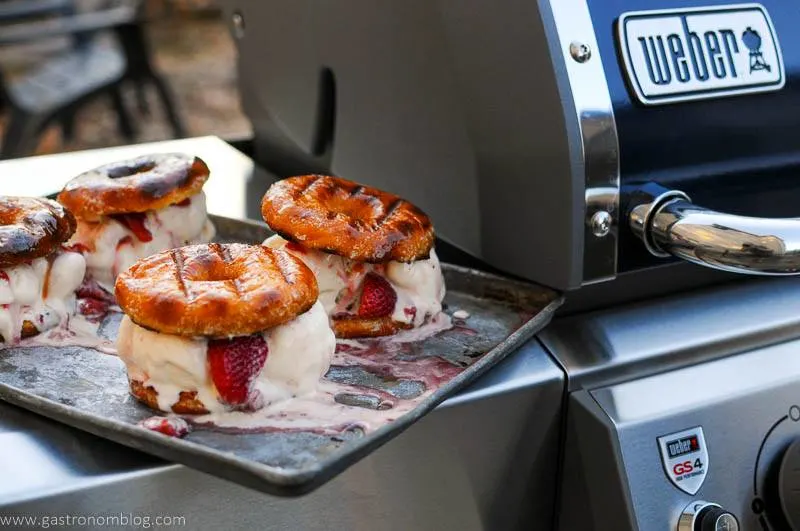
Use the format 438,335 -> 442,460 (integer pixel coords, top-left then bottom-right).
590,211 -> 611,237
570,41 -> 592,63
232,11 -> 245,39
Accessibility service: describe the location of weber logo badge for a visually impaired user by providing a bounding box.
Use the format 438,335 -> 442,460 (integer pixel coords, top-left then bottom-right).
617,4 -> 784,105
658,427 -> 709,494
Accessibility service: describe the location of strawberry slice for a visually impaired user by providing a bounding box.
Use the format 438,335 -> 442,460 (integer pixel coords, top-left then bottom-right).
75,278 -> 116,303
0,271 -> 8,282
207,335 -> 269,407
138,416 -> 191,438
357,273 -> 397,318
110,212 -> 153,242
77,298 -> 110,322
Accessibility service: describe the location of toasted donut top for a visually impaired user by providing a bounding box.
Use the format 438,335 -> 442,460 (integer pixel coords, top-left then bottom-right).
261,175 -> 435,263
0,196 -> 76,268
115,243 -> 318,338
57,153 -> 210,221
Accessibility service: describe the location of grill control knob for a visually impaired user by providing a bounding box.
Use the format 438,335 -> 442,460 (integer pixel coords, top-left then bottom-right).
777,439 -> 800,530
677,501 -> 739,531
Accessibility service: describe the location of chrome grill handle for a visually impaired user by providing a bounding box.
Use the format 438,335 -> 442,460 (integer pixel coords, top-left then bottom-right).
629,189 -> 800,275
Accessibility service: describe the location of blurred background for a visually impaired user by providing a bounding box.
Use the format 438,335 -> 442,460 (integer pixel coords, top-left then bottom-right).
0,0 -> 249,159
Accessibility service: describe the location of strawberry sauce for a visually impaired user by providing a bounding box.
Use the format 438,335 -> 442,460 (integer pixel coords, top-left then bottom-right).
110,213 -> 153,242
75,278 -> 116,323
116,236 -> 134,251
62,243 -> 90,254
138,416 -> 191,438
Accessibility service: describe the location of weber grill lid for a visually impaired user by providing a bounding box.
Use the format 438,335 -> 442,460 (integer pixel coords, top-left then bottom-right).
221,0 -> 800,292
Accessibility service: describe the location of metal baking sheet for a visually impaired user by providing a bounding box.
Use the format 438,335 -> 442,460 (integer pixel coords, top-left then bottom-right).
0,215 -> 563,496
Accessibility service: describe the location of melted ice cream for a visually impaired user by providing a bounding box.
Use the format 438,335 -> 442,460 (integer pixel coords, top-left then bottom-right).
116,301 -> 336,413
264,235 -> 445,327
0,251 -> 86,344
69,192 -> 215,291
256,298 -> 337,404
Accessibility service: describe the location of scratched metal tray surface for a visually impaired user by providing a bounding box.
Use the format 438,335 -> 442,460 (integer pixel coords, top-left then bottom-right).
0,215 -> 563,496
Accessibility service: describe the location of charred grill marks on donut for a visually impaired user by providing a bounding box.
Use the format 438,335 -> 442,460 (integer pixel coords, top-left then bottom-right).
377,198 -> 404,226
169,248 -> 191,299
115,243 -> 318,338
268,246 -> 297,287
261,174 -> 435,264
105,160 -> 156,179
57,153 -> 211,220
208,242 -> 245,297
294,175 -> 322,199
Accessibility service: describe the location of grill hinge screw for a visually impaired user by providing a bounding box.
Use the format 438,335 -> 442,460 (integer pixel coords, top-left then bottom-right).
590,211 -> 611,237
570,41 -> 592,63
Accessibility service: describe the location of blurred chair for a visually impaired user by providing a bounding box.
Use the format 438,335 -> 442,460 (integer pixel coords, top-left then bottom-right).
0,0 -> 75,23
0,0 -> 185,159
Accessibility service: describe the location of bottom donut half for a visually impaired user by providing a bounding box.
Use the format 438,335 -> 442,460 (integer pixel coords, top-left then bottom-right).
331,315 -> 413,339
130,379 -> 210,415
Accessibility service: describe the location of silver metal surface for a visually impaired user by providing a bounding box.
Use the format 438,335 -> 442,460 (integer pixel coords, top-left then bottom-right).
548,0 -> 620,285
556,339 -> 800,530
548,275 -> 800,530
631,190 -> 800,275
584,342 -> 800,530
546,268 -> 800,530
540,275 -> 800,391
677,501 -> 722,531
0,216 -> 562,497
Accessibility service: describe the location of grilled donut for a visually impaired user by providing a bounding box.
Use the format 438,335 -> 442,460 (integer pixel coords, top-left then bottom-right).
130,379 -> 209,415
261,175 -> 435,263
115,243 -> 318,338
0,196 -> 76,267
57,153 -> 210,221
331,314 -> 412,339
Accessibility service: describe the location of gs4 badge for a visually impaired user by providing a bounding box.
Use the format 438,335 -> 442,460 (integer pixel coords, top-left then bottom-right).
657,427 -> 709,495
617,4 -> 784,105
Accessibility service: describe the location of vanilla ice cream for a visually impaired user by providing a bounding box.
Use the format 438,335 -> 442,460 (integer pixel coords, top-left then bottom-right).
264,235 -> 445,327
116,301 -> 336,413
0,250 -> 87,343
69,192 -> 215,292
